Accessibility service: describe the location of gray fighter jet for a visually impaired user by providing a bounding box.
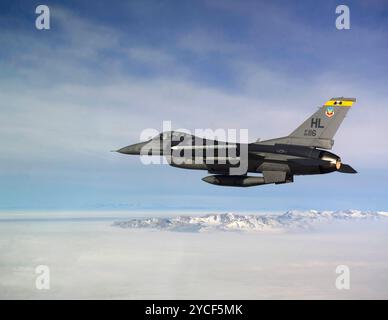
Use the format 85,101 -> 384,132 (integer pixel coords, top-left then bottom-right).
116,97 -> 357,187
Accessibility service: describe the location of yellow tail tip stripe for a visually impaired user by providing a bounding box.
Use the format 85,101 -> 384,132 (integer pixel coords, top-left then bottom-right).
324,97 -> 356,107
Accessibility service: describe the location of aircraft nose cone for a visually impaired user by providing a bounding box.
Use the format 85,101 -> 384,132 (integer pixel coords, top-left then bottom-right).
117,146 -> 135,154
116,142 -> 145,155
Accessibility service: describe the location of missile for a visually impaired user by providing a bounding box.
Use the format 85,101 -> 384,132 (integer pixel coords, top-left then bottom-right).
202,175 -> 266,187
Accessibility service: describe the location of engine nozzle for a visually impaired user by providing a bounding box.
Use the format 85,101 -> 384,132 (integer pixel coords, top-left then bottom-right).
319,151 -> 342,173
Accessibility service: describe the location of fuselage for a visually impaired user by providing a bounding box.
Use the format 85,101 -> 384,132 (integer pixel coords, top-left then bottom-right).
117,131 -> 341,177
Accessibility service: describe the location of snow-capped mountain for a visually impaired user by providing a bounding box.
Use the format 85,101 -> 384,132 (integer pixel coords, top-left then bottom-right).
113,210 -> 388,233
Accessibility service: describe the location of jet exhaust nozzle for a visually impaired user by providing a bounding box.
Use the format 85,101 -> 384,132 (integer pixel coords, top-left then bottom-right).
319,151 -> 342,173
202,175 -> 266,187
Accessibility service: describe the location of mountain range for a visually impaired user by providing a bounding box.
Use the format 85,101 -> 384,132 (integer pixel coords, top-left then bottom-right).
113,210 -> 388,233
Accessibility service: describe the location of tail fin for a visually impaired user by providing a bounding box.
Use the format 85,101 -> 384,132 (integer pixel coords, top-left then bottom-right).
261,97 -> 356,149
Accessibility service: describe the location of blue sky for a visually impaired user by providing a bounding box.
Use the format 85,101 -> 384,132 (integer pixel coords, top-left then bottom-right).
0,0 -> 388,212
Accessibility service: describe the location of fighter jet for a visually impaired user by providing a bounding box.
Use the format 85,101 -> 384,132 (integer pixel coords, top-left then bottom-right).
116,97 -> 357,187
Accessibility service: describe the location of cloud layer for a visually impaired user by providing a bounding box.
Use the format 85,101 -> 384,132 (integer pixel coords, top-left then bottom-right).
1,216 -> 388,299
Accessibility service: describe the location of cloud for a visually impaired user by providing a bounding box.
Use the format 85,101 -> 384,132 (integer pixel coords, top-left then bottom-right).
1,217 -> 387,299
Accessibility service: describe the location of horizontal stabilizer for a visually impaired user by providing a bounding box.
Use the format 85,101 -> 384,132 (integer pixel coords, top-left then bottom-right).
338,164 -> 357,174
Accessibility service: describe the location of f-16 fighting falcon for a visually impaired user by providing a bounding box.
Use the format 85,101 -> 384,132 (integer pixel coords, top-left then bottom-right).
116,97 -> 357,187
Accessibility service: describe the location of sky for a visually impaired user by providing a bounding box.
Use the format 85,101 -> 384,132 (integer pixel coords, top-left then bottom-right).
1,0 -> 388,212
